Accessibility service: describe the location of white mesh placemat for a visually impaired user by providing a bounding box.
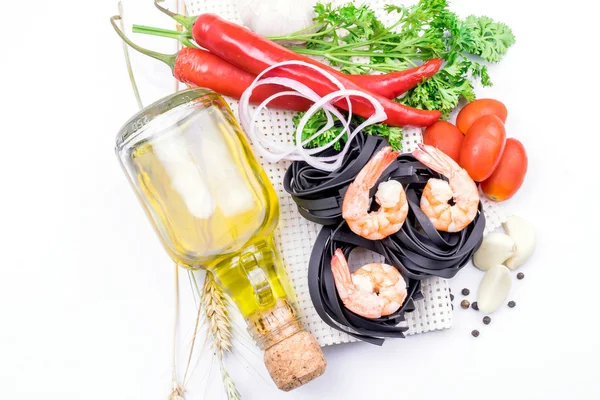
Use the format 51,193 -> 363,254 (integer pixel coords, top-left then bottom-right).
184,0 -> 506,346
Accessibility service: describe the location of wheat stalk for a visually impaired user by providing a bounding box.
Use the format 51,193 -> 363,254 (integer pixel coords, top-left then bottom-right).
168,382 -> 185,400
185,270 -> 240,398
194,271 -> 241,399
201,272 -> 233,358
221,365 -> 242,400
118,2 -> 240,396
116,2 -> 143,109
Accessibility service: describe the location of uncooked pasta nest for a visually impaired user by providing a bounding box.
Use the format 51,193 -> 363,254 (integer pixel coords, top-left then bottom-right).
308,222 -> 423,345
287,138 -> 486,282
283,134 -> 389,225
381,172 -> 486,280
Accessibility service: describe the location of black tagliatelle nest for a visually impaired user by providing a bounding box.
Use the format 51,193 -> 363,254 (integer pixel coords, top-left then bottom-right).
380,162 -> 486,280
288,139 -> 486,343
284,135 -> 389,225
285,140 -> 486,280
308,222 -> 422,345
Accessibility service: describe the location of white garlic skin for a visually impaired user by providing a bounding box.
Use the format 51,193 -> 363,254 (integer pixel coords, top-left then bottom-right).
238,0 -> 317,38
503,215 -> 536,270
473,233 -> 516,271
477,265 -> 512,314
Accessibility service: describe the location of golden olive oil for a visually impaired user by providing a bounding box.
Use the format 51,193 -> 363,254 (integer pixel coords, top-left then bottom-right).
117,90 -> 326,390
124,95 -> 291,317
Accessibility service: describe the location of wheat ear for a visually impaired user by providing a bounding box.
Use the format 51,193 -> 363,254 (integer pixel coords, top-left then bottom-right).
221,365 -> 242,400
201,272 -> 233,357
198,272 -> 241,399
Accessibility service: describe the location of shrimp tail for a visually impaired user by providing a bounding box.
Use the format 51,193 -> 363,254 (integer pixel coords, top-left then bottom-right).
331,250 -> 384,319
413,143 -> 460,177
354,146 -> 400,189
331,249 -> 352,299
347,292 -> 383,319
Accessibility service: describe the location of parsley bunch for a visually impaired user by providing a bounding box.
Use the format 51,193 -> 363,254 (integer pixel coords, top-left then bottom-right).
293,110 -> 403,151
272,0 -> 515,150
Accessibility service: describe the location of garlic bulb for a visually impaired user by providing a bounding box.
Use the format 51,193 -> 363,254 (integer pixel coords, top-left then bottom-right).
238,0 -> 317,38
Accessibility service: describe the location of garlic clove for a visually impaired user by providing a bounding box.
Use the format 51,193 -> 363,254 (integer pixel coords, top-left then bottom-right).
477,265 -> 512,314
503,215 -> 536,270
472,232 -> 516,271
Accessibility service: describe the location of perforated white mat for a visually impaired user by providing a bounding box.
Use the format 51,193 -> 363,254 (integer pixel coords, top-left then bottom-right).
184,0 -> 506,346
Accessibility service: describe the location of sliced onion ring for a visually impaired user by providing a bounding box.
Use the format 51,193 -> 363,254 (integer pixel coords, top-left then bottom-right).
238,60 -> 387,172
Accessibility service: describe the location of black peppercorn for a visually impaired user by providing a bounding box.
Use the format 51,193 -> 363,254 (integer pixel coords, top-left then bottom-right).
461,288 -> 470,296
483,316 -> 491,325
517,272 -> 525,280
471,301 -> 479,311
460,300 -> 470,309
471,330 -> 480,337
508,301 -> 516,308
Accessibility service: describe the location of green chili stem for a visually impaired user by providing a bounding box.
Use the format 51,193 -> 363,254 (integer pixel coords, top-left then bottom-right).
110,16 -> 177,70
132,24 -> 198,48
154,0 -> 196,32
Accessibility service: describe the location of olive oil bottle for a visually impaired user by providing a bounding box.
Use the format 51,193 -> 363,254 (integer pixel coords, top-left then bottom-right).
116,89 -> 325,391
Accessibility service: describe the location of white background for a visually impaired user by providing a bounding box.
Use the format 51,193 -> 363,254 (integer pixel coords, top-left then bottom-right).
1,0 -> 599,399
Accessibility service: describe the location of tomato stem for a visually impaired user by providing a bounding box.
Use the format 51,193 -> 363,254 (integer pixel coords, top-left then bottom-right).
154,0 -> 196,31
110,16 -> 177,70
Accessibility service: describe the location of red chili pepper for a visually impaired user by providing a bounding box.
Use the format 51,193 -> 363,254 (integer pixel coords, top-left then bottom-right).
113,16 -> 441,125
174,48 -> 313,111
268,63 -> 440,127
191,14 -> 442,106
175,48 -> 440,106
111,18 -> 312,111
350,59 -> 443,99
132,10 -> 442,100
191,14 -> 441,127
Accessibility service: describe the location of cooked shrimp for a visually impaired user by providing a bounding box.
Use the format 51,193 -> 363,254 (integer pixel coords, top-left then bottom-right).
412,143 -> 479,232
331,249 -> 408,319
342,146 -> 408,240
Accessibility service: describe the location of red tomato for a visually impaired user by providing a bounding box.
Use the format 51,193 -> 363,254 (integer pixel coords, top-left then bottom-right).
456,99 -> 508,134
480,138 -> 528,201
423,121 -> 464,163
459,115 -> 506,182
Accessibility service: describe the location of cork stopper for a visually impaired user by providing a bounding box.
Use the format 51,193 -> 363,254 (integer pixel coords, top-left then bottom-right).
246,299 -> 327,391
264,330 -> 327,391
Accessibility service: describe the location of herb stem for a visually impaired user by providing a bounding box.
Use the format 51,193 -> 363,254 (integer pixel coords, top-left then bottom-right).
268,25 -> 338,41
286,0 -> 513,149
286,46 -> 422,61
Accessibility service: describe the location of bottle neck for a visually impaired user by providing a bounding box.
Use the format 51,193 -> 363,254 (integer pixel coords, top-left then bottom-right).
210,237 -> 293,318
246,298 -> 303,350
209,238 -> 304,348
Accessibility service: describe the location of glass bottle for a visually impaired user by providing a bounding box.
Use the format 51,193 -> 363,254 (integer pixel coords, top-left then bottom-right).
115,88 -> 325,391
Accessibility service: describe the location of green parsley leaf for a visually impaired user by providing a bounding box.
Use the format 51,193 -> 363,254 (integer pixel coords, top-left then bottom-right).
460,16 -> 516,62
292,110 -> 346,151
275,0 -> 515,152
293,110 -> 403,151
400,55 -> 480,118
